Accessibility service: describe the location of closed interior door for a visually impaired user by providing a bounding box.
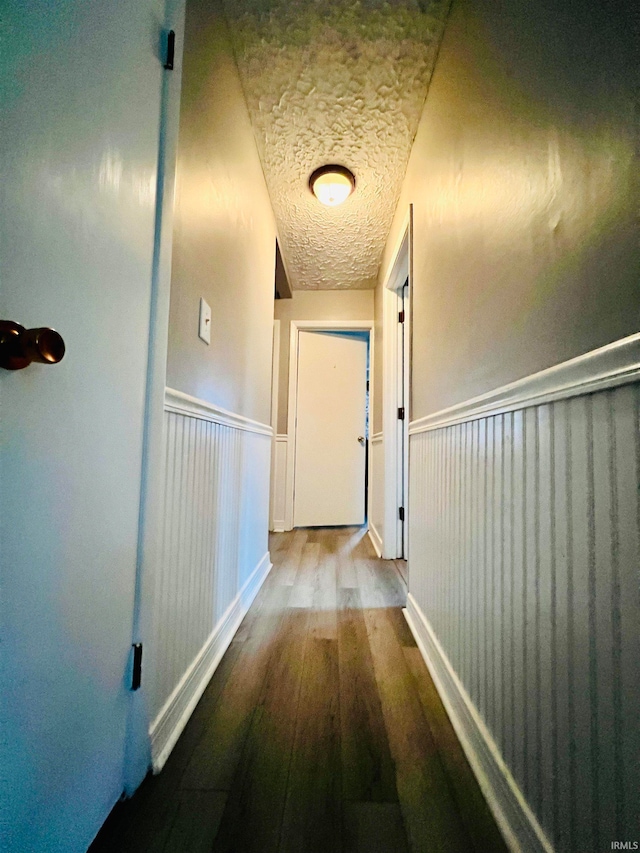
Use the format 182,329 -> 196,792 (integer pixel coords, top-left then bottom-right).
294,330 -> 368,527
0,4 -> 168,850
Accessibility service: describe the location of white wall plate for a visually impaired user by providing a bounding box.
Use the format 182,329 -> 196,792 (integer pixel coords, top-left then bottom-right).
199,298 -> 211,344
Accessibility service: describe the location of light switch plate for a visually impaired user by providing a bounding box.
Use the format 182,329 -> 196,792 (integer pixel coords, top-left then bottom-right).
199,298 -> 211,344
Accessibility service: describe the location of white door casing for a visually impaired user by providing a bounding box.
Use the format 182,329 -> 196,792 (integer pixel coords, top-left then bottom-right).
287,322 -> 372,528
269,319 -> 281,530
381,209 -> 411,561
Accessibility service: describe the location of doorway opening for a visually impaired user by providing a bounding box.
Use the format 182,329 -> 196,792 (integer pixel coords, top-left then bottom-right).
285,321 -> 373,530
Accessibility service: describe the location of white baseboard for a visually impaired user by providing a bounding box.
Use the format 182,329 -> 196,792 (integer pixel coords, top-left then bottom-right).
150,552 -> 272,771
367,523 -> 382,557
404,594 -> 554,853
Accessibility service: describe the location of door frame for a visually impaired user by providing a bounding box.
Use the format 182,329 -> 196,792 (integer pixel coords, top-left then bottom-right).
381,207 -> 412,560
285,319 -> 374,531
269,318 -> 281,530
123,10 -> 186,792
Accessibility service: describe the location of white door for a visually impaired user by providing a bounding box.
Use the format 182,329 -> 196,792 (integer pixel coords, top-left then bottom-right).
293,330 -> 368,527
0,4 -> 175,851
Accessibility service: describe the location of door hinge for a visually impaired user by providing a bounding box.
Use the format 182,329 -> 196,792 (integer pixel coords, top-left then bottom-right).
164,30 -> 175,70
366,379 -> 370,392
399,506 -> 405,521
397,407 -> 405,420
131,643 -> 143,691
398,310 -> 405,323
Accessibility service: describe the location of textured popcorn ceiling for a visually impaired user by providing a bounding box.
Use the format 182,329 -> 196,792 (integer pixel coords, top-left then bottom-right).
223,0 -> 451,290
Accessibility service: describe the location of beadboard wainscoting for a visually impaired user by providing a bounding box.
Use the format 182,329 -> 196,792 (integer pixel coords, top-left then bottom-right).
369,432 -> 384,556
405,334 -> 640,853
149,389 -> 273,770
270,434 -> 288,532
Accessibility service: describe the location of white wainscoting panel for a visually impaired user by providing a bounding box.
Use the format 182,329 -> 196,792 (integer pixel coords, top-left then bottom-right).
369,432 -> 384,556
270,434 -> 288,532
149,390 -> 272,769
407,379 -> 640,853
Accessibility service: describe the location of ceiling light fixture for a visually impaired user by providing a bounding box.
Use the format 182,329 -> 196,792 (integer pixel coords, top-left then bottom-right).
309,165 -> 356,207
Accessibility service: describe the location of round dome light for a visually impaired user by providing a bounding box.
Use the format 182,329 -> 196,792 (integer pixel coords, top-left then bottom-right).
309,165 -> 356,207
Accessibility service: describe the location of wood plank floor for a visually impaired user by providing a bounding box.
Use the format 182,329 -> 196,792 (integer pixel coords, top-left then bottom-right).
90,527 -> 508,853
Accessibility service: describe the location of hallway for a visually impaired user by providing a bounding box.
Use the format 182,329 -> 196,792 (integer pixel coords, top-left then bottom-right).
90,528 -> 506,853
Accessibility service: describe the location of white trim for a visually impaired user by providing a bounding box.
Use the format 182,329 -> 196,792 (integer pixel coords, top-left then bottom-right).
381,208 -> 411,560
369,432 -> 384,556
409,331 -> 640,435
404,595 -> 554,853
284,320 -> 297,530
271,434 -> 288,532
290,320 -> 376,331
270,320 -> 281,433
367,523 -> 382,557
269,320 -> 281,531
165,387 -> 273,436
150,551 -> 272,772
125,1 -> 187,795
285,320 -> 375,531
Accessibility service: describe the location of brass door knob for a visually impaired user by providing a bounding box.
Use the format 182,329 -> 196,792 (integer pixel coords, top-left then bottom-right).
0,321 -> 65,371
358,435 -> 365,445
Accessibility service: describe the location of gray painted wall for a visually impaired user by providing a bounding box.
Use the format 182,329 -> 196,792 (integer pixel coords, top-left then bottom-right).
166,0 -> 277,425
375,0 -> 640,849
377,0 -> 639,421
274,290 -> 374,434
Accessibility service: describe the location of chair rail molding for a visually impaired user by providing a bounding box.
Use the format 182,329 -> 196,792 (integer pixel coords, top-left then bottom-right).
410,331 -> 640,434
165,387 -> 273,435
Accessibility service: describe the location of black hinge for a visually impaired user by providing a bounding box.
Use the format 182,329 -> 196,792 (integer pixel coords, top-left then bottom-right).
398,310 -> 405,323
164,30 -> 175,70
131,643 -> 143,691
399,506 -> 405,521
366,379 -> 370,391
398,407 -> 405,420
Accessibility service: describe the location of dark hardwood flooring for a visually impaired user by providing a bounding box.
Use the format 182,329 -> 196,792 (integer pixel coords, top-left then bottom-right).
90,527 -> 507,853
